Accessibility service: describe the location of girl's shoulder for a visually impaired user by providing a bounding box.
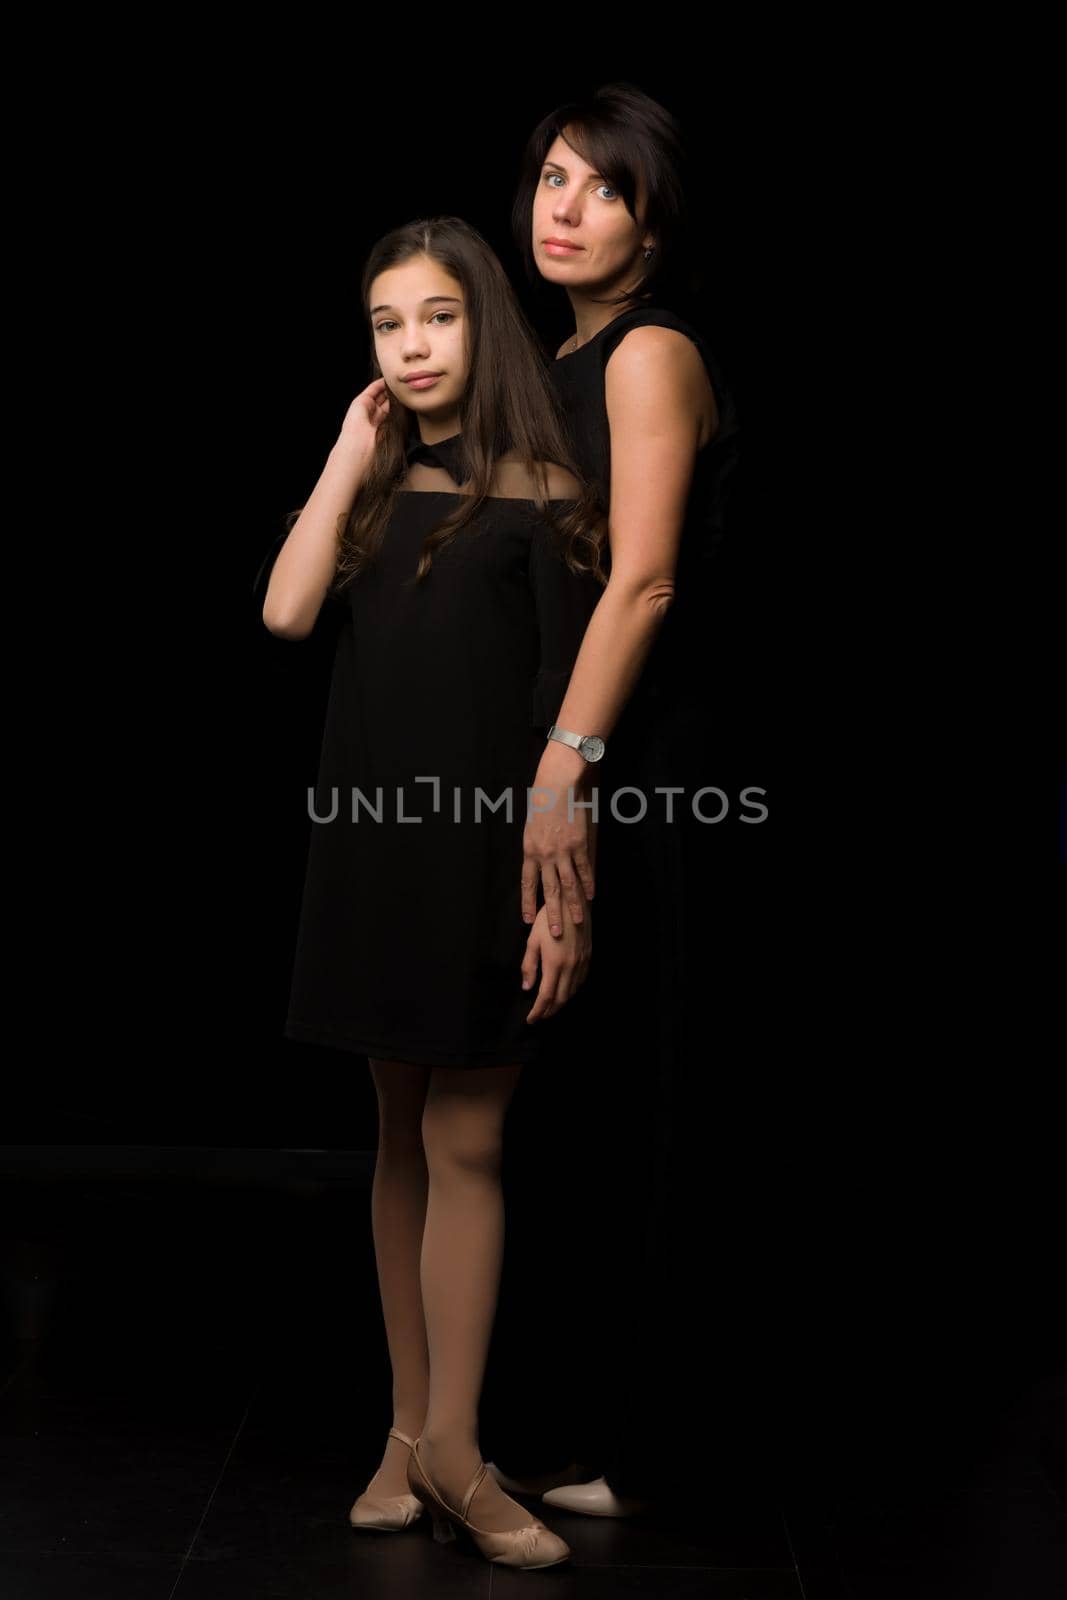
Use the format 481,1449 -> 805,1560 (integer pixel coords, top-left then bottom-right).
489,454 -> 581,502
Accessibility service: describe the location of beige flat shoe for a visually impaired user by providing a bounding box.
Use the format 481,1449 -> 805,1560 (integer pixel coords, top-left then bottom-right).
406,1435 -> 571,1569
542,1474 -> 650,1517
349,1426 -> 425,1531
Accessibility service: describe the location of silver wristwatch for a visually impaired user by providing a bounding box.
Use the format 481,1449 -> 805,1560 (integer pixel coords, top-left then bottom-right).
547,724 -> 607,763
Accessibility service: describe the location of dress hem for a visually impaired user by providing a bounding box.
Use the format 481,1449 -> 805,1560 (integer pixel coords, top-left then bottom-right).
284,1018 -> 542,1068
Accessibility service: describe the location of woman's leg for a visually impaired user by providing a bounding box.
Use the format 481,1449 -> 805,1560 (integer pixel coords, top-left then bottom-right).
358,1057 -> 432,1502
417,1062 -> 543,1531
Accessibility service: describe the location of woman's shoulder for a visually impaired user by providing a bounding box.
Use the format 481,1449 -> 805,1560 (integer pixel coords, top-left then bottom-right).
556,305 -> 718,402
602,305 -> 708,366
602,323 -> 720,448
601,307 -> 738,450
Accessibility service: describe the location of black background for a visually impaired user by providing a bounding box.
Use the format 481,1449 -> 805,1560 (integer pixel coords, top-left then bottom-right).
9,47 -> 1062,1519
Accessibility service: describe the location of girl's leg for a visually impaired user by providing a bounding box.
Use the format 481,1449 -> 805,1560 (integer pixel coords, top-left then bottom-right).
358,1057 -> 432,1502
418,1062 -> 542,1532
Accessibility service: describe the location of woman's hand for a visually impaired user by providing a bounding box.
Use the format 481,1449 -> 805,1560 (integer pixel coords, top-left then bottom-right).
521,745 -> 596,938
521,901 -> 592,1024
336,377 -> 392,465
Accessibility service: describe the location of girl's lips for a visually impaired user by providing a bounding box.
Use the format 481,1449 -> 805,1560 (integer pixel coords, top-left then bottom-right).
404,374 -> 442,389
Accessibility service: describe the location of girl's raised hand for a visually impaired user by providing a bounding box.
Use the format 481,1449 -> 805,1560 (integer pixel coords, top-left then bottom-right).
336,377 -> 392,464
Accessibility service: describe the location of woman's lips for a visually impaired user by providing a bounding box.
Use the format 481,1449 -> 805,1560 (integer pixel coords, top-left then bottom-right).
543,240 -> 583,256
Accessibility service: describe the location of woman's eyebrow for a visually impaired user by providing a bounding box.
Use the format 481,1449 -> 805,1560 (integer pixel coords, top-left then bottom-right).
369,295 -> 464,315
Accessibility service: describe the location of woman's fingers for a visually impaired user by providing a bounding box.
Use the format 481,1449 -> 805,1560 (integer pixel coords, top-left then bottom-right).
573,847 -> 595,903
520,858 -> 540,924
521,851 -> 591,937
559,863 -> 585,927
540,862 -> 564,938
546,856 -> 589,933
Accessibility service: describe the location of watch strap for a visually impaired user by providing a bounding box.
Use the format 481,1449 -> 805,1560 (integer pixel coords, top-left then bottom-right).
547,724 -> 583,752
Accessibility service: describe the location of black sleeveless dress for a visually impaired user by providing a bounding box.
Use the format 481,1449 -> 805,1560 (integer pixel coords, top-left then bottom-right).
261,431 -> 602,1068
486,305 -> 742,1497
566,307 -> 741,1496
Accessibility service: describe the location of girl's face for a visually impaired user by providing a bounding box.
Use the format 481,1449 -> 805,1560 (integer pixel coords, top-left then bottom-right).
531,131 -> 653,295
370,256 -> 469,415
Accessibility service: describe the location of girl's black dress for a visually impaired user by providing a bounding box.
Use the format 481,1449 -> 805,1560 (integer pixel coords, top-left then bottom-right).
266,432 -> 602,1068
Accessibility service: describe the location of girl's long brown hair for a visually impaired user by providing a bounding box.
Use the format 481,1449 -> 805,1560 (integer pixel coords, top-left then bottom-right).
289,217 -> 610,598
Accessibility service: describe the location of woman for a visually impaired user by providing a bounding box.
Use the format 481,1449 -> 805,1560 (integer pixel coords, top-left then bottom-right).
486,82 -> 743,1515
257,216 -> 615,1569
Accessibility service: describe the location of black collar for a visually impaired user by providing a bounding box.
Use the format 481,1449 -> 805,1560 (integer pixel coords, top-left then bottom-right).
404,430 -> 470,484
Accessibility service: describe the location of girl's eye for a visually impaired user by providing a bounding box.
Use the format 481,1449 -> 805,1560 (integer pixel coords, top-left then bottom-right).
374,312 -> 455,334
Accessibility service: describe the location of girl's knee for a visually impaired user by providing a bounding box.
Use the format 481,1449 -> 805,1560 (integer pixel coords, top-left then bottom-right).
417,1063 -> 522,1169
421,1103 -> 506,1174
424,1138 -> 504,1180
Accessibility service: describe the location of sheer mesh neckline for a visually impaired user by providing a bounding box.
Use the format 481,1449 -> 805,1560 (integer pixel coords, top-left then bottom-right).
396,485 -> 577,505
400,431 -> 579,502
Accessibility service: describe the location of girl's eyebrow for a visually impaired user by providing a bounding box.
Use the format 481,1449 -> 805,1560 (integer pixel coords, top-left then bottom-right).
369,295 -> 463,315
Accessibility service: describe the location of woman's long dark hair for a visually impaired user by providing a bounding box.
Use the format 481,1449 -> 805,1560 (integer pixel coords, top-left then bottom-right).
511,80 -> 698,310
288,216 -> 610,596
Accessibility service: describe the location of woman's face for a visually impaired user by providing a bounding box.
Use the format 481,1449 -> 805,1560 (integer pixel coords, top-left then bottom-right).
369,256 -> 469,415
531,131 -> 653,295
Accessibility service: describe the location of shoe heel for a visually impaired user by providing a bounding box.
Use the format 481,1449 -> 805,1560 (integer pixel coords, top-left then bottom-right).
406,1439 -> 458,1545
429,1508 -> 457,1545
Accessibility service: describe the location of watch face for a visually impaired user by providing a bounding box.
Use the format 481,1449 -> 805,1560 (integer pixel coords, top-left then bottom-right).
580,735 -> 606,762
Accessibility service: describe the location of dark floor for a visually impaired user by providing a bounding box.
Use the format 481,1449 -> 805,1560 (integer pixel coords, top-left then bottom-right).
0,1149 -> 1064,1598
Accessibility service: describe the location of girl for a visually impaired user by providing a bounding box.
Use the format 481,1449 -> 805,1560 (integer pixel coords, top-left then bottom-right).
257,217 -> 613,1570
488,82 -> 744,1515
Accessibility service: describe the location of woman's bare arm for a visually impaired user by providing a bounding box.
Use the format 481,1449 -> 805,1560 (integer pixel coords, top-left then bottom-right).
550,325 -> 708,737
524,327 -> 708,933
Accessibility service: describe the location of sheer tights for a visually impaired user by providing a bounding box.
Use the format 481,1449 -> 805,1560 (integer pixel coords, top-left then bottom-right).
358,1057 -> 545,1535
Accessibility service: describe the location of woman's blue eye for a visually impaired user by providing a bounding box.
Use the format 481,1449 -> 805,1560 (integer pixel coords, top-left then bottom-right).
542,172 -> 616,200
374,312 -> 455,334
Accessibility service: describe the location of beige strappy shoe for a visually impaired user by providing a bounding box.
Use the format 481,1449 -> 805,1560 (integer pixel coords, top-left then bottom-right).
348,1426 -> 425,1531
406,1435 -> 571,1569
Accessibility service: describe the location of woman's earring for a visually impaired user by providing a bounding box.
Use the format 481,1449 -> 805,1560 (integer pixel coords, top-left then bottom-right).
644,246 -> 655,261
